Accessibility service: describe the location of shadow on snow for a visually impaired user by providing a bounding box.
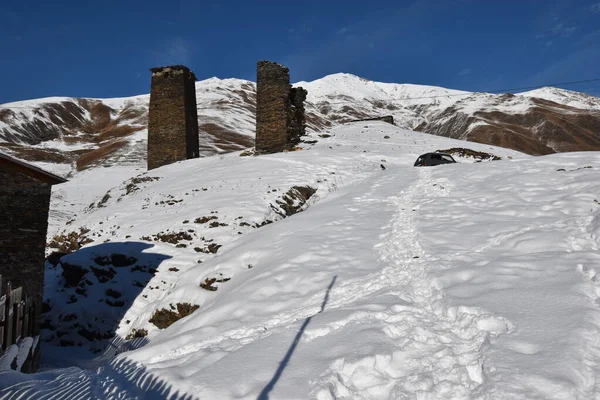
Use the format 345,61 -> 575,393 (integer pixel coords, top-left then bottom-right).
41,241 -> 171,369
0,355 -> 197,400
257,275 -> 337,400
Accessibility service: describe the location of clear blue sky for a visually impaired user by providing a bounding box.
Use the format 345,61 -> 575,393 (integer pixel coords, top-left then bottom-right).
2,0 -> 600,103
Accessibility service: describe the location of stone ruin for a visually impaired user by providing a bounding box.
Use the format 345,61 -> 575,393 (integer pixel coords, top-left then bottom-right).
147,65 -> 199,170
350,116 -> 395,125
255,61 -> 307,154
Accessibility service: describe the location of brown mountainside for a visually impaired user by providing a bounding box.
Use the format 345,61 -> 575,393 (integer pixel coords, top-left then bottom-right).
1,75 -> 598,176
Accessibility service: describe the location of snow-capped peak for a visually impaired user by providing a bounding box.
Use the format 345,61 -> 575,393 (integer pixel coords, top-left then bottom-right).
517,86 -> 600,110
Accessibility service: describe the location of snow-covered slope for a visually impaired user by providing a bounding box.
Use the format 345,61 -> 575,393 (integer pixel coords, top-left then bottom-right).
2,122 -> 600,399
519,86 -> 600,110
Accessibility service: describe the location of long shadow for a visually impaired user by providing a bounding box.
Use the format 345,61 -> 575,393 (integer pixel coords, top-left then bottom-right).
41,241 -> 172,369
257,275 -> 337,400
0,356 -> 197,399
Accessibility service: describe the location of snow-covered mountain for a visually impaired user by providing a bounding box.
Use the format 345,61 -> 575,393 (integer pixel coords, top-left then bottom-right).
0,78 -> 257,176
1,73 -> 599,177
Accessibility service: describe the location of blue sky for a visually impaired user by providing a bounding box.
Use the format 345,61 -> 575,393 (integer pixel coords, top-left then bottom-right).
1,0 -> 600,103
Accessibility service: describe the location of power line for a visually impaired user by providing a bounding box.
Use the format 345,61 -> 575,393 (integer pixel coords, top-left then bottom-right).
1,77 -> 599,110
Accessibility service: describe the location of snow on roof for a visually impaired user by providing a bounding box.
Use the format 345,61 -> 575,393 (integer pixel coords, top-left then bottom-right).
0,152 -> 67,184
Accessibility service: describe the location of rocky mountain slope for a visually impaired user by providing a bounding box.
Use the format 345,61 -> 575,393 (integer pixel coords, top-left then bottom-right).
1,73 -> 599,176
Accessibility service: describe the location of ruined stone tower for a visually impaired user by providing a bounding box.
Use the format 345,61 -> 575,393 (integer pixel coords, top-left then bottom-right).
288,87 -> 308,146
148,65 -> 199,170
256,61 -> 307,154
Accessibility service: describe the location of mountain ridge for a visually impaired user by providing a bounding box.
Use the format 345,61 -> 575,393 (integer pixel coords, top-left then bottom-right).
1,73 -> 599,176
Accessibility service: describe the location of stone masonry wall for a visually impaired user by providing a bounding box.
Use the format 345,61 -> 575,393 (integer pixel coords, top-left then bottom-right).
0,169 -> 51,369
288,87 -> 308,147
256,61 -> 290,154
148,65 -> 199,170
256,61 -> 307,153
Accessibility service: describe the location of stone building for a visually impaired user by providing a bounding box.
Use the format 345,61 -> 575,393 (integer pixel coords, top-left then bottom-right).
256,61 -> 307,154
0,152 -> 66,370
147,65 -> 200,170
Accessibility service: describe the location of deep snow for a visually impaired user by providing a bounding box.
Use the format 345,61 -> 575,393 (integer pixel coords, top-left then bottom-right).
1,122 -> 600,399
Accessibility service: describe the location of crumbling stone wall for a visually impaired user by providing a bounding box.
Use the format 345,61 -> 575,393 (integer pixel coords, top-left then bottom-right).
350,116 -> 395,125
148,65 -> 199,170
0,170 -> 52,371
256,61 -> 307,153
288,87 -> 308,147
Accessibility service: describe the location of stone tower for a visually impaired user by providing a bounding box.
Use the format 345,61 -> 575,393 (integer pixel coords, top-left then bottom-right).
256,61 -> 307,154
147,65 -> 199,170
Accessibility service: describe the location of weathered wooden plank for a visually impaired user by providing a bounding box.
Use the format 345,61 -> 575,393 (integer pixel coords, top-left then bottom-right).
11,287 -> 22,304
21,297 -> 30,338
3,282 -> 13,348
0,295 -> 5,350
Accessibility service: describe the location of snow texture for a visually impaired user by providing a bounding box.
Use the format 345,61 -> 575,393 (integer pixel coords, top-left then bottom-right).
1,123 -> 600,399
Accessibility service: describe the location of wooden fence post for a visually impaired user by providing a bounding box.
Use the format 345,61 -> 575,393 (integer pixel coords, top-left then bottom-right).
0,277 -> 5,352
3,281 -> 12,350
11,287 -> 23,345
0,281 -> 36,354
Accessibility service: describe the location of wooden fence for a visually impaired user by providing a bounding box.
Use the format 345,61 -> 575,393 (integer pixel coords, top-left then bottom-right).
0,275 -> 36,352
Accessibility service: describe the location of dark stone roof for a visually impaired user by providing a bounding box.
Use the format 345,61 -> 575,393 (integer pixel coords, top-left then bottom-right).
0,152 -> 67,185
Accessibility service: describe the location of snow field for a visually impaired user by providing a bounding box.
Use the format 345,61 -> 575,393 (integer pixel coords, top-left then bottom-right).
3,122 -> 600,399
422,154 -> 600,399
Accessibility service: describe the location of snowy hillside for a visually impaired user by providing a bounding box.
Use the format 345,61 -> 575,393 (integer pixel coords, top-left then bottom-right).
0,78 -> 257,176
519,86 -> 600,110
2,122 -> 600,399
1,73 -> 599,178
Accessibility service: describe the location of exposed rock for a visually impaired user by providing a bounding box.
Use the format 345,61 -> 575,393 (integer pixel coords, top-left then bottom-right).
436,148 -> 501,161
274,186 -> 317,217
93,254 -> 137,267
149,303 -> 200,329
61,263 -> 89,287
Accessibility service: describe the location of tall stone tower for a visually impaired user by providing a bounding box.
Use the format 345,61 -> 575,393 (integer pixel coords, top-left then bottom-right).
256,61 -> 307,154
147,65 -> 199,170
